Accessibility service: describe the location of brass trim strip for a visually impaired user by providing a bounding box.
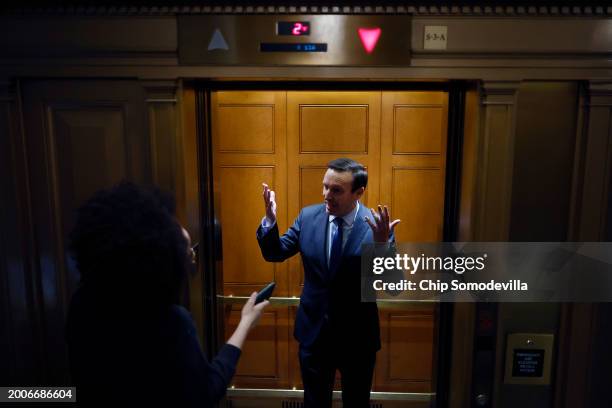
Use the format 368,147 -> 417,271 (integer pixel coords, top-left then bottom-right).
217,295 -> 439,307
218,295 -> 300,306
226,388 -> 435,402
145,98 -> 177,103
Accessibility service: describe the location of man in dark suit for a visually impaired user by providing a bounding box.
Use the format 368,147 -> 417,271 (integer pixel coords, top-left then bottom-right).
257,158 -> 400,408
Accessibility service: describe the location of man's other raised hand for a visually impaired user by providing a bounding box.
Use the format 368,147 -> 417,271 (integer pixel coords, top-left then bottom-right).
262,183 -> 277,224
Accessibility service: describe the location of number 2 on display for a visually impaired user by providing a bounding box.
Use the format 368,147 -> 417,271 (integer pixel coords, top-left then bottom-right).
292,23 -> 308,35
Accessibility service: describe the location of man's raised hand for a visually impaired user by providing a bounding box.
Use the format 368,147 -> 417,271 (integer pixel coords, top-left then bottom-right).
365,205 -> 400,243
262,183 -> 277,224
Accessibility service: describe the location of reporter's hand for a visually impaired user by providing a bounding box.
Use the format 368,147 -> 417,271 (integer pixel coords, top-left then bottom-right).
262,183 -> 277,224
240,292 -> 269,330
227,292 -> 269,350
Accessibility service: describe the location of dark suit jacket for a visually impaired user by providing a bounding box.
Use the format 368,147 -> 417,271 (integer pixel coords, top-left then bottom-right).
66,286 -> 241,407
257,202 -> 393,351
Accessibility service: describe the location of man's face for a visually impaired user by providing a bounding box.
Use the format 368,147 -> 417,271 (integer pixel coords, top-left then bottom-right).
322,169 -> 364,217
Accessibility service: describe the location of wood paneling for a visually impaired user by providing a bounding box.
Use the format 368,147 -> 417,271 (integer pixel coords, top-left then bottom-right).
2,79 -> 193,386
447,87 -> 479,408
458,88 -> 480,242
180,87 -> 204,341
474,82 -> 519,241
287,91 -> 381,221
145,81 -> 181,198
448,303 -> 476,408
225,306 -> 290,388
20,80 -> 149,383
376,308 -> 436,392
299,166 -> 328,209
53,108 -> 127,192
556,82 -> 612,408
219,166 -> 276,285
575,82 -> 612,241
212,91 -> 288,297
391,168 -> 444,242
377,91 -> 447,394
0,17 -> 177,57
217,105 -> 275,153
212,91 -> 290,387
380,92 -> 448,242
393,106 -> 445,154
213,90 -> 447,393
299,105 -> 369,153
0,81 -> 40,384
0,93 -> 11,379
511,82 -> 578,240
381,91 -> 448,242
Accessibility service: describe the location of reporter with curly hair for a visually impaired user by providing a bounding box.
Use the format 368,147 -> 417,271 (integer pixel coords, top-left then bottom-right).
66,182 -> 268,407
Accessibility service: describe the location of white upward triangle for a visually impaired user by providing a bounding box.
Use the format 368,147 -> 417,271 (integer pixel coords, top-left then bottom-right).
208,29 -> 229,51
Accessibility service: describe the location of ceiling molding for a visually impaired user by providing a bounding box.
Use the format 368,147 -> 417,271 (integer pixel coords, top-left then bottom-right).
3,4 -> 612,17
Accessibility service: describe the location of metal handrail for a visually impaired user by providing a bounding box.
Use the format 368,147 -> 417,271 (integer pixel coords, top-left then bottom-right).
217,295 -> 439,307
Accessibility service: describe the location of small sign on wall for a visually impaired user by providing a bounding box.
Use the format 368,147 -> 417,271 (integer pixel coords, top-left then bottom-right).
512,349 -> 545,377
424,25 -> 447,50
504,333 -> 554,385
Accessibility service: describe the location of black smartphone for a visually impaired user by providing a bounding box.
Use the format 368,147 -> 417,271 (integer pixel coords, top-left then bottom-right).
255,281 -> 276,304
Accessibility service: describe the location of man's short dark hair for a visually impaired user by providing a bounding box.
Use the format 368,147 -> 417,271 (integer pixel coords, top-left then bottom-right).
69,182 -> 189,308
327,158 -> 368,192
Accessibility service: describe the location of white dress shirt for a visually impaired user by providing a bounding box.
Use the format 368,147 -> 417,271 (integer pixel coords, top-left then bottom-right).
326,202 -> 360,265
261,202 -> 360,267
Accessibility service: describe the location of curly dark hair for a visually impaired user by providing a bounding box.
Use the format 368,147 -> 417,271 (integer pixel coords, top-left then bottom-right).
69,182 -> 190,308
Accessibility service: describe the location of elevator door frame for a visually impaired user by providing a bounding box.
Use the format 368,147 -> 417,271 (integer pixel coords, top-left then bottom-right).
193,80 -> 468,408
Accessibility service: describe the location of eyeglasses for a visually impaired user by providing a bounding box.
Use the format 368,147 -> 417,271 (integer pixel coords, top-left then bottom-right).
190,242 -> 199,265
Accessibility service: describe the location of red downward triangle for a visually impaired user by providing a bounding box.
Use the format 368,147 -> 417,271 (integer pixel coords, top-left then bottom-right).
358,27 -> 381,54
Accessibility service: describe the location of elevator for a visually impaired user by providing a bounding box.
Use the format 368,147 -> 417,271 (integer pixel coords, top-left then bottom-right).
181,84 -> 460,407
2,5 -> 612,408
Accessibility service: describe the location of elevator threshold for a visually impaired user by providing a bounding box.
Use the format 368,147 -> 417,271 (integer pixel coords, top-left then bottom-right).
225,388 -> 435,408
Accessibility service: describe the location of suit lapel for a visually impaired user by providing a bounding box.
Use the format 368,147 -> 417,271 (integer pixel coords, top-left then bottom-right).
343,203 -> 370,258
316,203 -> 371,281
314,206 -> 330,273
328,203 -> 370,281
